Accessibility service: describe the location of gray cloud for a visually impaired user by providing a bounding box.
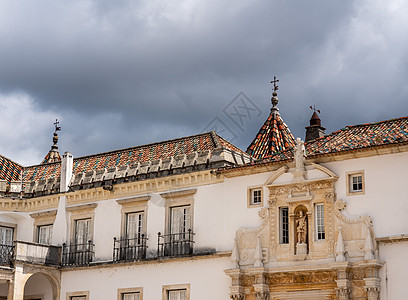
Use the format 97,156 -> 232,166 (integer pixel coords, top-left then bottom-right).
0,0 -> 407,165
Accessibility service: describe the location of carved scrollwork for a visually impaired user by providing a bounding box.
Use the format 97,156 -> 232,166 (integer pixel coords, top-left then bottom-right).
325,192 -> 335,203
334,199 -> 372,225
365,287 -> 380,300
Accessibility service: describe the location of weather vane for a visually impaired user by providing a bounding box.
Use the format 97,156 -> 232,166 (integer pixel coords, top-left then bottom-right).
54,119 -> 61,133
309,105 -> 320,114
270,76 -> 279,92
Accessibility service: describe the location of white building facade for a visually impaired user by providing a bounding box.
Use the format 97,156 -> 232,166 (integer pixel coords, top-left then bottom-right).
0,90 -> 406,300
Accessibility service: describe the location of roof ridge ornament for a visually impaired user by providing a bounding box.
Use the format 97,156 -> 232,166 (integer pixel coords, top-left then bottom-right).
270,76 -> 280,114
40,119 -> 62,164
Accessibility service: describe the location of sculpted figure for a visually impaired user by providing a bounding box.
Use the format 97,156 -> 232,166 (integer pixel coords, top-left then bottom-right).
295,137 -> 305,171
296,210 -> 307,244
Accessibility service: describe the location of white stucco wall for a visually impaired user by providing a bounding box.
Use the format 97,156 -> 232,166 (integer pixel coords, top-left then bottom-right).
61,256 -> 230,300
379,241 -> 408,300
322,151 -> 408,237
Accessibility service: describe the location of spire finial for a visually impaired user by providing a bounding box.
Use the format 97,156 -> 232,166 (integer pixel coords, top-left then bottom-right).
270,76 -> 280,114
52,119 -> 61,147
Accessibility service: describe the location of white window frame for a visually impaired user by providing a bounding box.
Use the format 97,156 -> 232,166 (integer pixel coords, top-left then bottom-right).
346,170 -> 365,196
279,207 -> 289,244
0,226 -> 14,246
38,224 -> 53,245
66,291 -> 89,300
315,204 -> 325,241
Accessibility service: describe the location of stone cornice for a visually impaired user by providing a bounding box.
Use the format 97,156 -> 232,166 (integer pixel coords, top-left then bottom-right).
219,142 -> 408,177
376,234 -> 408,244
116,195 -> 151,205
67,169 -> 222,206
160,189 -> 197,199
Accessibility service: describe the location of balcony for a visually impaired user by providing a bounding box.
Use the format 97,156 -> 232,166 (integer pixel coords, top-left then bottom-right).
14,241 -> 61,266
113,235 -> 148,262
0,244 -> 14,266
157,230 -> 195,257
61,241 -> 94,266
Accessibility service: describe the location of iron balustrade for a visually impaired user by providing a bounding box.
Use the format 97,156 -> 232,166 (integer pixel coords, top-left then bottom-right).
0,244 -> 14,265
157,229 -> 194,257
62,241 -> 94,266
113,235 -> 148,262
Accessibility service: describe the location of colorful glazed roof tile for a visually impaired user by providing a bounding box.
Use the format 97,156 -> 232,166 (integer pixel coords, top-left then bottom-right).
265,116 -> 408,161
305,116 -> 408,157
21,131 -> 246,182
246,111 -> 296,160
0,155 -> 22,182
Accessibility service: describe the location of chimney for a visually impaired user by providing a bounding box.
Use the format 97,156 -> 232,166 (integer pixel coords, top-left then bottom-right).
60,151 -> 73,192
305,111 -> 326,142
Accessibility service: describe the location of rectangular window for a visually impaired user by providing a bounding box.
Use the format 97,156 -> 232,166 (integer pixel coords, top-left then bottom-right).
38,224 -> 53,244
126,212 -> 144,245
0,226 -> 13,246
251,189 -> 262,204
315,204 -> 325,240
71,297 -> 87,300
346,171 -> 365,195
168,289 -> 187,300
351,175 -> 363,192
170,206 -> 191,236
122,292 -> 140,300
75,218 -> 91,249
279,207 -> 289,244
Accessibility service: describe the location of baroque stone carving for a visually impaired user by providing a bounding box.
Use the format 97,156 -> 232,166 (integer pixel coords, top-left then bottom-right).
255,291 -> 269,300
336,287 -> 350,300
230,293 -> 245,300
334,199 -> 372,225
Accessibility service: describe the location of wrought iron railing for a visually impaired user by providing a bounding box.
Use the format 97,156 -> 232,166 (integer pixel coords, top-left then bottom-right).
0,244 -> 14,265
113,235 -> 148,262
61,241 -> 94,266
157,230 -> 194,257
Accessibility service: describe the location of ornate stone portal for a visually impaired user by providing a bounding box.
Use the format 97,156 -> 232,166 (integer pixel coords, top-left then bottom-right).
225,159 -> 383,300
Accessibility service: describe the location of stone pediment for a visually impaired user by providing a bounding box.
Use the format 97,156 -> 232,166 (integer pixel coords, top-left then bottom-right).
265,163 -> 338,187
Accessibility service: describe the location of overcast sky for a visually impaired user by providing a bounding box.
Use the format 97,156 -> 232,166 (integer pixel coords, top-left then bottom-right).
0,0 -> 407,166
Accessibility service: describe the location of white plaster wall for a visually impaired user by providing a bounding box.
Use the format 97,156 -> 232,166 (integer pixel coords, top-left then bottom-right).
379,242 -> 408,300
322,151 -> 408,237
61,256 -> 230,300
66,170 -> 272,262
0,212 -> 33,242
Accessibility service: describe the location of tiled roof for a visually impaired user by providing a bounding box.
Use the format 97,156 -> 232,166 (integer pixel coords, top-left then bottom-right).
0,155 -> 22,182
41,150 -> 61,164
264,116 -> 408,162
21,131 -> 245,182
305,116 -> 408,156
246,111 -> 296,159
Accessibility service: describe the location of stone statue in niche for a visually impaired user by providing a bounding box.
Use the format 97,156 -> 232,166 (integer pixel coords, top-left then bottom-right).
296,210 -> 308,255
296,210 -> 307,244
294,137 -> 305,171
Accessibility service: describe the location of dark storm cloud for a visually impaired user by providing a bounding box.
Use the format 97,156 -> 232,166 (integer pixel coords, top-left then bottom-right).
0,0 -> 407,164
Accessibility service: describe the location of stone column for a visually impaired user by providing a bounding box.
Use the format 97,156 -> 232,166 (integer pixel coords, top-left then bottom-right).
335,265 -> 350,300
7,280 -> 13,300
364,278 -> 380,300
225,269 -> 245,300
11,264 -> 27,300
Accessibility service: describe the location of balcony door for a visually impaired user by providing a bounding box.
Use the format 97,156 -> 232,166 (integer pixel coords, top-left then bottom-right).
170,206 -> 191,237
0,226 -> 13,246
75,218 -> 91,250
126,212 -> 144,246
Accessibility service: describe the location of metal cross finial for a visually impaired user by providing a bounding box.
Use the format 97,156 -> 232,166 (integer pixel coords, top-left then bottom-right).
309,105 -> 321,114
270,76 -> 279,91
54,119 -> 61,132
